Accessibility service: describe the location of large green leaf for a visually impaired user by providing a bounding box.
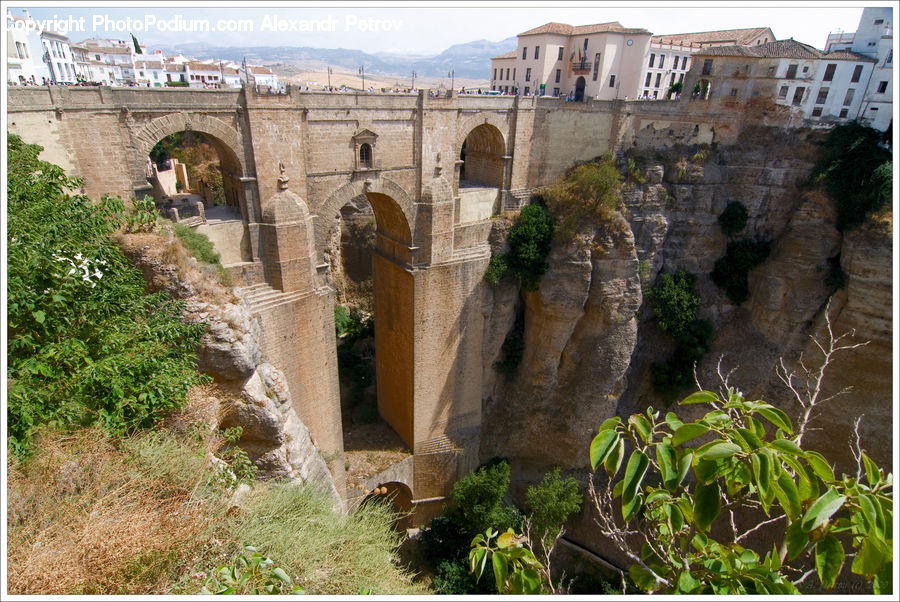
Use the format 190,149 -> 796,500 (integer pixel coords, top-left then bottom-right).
774,471 -> 801,521
752,450 -> 774,514
677,570 -> 700,593
604,437 -> 625,478
873,565 -> 892,595
757,406 -> 793,434
693,457 -> 722,485
622,450 -> 650,521
861,452 -> 882,487
857,493 -> 883,538
590,429 -> 619,470
629,414 -> 652,444
492,551 -> 508,591
784,520 -> 809,561
693,480 -> 720,532
770,437 -> 804,457
851,534 -> 887,578
815,534 -> 844,590
656,443 -> 678,490
699,441 -> 742,460
801,487 -> 847,533
672,423 -> 709,447
736,427 -> 764,451
629,565 -> 658,592
665,412 -> 683,431
679,390 -> 719,405
805,451 -> 835,483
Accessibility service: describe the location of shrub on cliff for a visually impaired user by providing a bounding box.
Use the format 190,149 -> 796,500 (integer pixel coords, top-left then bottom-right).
711,239 -> 771,305
814,121 -> 892,231
541,153 -> 623,241
506,204 -> 555,291
718,201 -> 749,237
6,135 -> 208,455
648,271 -> 713,398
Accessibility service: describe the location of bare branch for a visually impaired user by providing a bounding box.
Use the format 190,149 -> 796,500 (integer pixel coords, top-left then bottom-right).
736,514 -> 786,543
850,415 -> 865,482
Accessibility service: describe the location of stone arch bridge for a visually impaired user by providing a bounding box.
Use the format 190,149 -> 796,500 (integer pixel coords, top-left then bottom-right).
8,84 -> 745,521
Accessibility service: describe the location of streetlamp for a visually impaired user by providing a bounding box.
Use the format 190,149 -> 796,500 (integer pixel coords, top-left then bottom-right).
411,70 -> 416,90
327,66 -> 332,89
448,69 -> 455,92
359,65 -> 366,91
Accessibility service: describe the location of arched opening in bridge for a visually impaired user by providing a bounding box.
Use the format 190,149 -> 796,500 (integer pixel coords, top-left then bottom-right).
329,190 -> 414,487
146,130 -> 251,264
458,123 -> 505,223
575,76 -> 586,101
357,481 -> 414,531
694,79 -> 711,100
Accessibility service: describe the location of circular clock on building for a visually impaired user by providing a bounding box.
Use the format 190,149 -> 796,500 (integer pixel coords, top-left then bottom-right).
626,39 -> 633,46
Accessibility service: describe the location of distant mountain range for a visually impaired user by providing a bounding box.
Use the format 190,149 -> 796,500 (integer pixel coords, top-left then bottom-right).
155,37 -> 517,80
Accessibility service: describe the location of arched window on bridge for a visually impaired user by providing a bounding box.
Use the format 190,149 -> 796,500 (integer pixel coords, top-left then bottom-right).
359,143 -> 373,169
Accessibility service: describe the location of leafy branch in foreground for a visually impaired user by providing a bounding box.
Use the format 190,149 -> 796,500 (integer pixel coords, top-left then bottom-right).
588,302 -> 891,594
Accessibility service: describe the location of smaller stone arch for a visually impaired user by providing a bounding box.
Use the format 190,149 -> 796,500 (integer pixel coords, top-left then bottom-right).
359,481 -> 414,529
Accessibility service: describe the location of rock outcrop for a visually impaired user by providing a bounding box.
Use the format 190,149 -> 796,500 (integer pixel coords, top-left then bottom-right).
116,229 -> 339,501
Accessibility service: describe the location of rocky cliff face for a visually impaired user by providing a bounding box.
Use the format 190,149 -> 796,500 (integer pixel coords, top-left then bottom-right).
117,229 -> 339,500
482,124 -> 892,487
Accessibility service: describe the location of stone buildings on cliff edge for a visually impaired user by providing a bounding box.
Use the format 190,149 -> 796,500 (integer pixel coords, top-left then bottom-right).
491,10 -> 892,132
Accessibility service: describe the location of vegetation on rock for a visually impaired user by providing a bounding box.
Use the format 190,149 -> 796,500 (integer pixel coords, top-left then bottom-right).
540,152 -> 622,242
718,201 -> 749,238
711,238 -> 772,305
648,271 -> 714,398
7,135 -> 208,455
485,204 -> 555,291
813,122 -> 892,231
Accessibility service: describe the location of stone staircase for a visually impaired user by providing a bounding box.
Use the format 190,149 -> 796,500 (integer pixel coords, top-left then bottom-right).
235,283 -> 310,314
415,434 -> 460,456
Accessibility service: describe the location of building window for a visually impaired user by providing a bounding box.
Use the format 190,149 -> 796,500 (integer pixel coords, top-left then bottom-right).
843,88 -> 855,105
653,90 -> 658,99
609,74 -> 616,88
558,46 -> 564,60
648,53 -> 655,68
512,68 -> 515,80
525,68 -> 531,82
701,59 -> 712,75
555,69 -> 561,83
802,65 -> 809,74
553,87 -> 560,96
811,107 -> 823,117
681,56 -> 688,70
506,68 -> 510,80
658,54 -> 665,68
592,53 -> 601,81
874,18 -> 884,24
583,38 -> 588,53
792,86 -> 805,106
678,73 -> 684,83
670,73 -> 676,85
645,72 -> 652,87
823,63 -> 837,81
886,50 -> 892,64
851,65 -> 863,82
524,86 -> 530,95
767,66 -> 775,76
815,87 -> 829,104
839,108 -> 849,118
730,88 -> 738,97
493,68 -> 497,80
786,64 -> 798,79
655,73 -> 661,87
534,46 -> 539,60
877,81 -> 888,93
359,143 -> 372,169
522,47 -> 527,59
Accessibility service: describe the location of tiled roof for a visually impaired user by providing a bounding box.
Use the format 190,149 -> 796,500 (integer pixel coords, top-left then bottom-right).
822,49 -> 876,62
135,61 -> 163,69
694,39 -> 816,59
652,27 -> 772,47
519,21 -> 649,37
491,50 -> 518,60
186,61 -> 220,71
249,66 -> 273,75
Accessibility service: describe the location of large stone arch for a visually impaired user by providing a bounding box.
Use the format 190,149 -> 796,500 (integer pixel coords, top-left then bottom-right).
315,176 -> 415,263
132,111 -> 253,227
455,112 -> 509,154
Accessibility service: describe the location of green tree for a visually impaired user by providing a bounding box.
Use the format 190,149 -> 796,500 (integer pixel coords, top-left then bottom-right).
505,204 -> 554,291
7,135 -> 207,455
813,122 -> 892,231
588,306 -> 891,594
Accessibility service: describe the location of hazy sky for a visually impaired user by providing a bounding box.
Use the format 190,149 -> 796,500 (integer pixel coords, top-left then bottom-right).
7,2 -> 886,55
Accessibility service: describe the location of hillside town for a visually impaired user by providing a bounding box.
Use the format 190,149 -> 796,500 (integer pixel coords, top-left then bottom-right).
7,9 -> 280,91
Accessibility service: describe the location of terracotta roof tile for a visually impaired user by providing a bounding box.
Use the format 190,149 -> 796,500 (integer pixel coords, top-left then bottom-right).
519,21 -> 649,37
652,27 -> 772,47
491,50 -> 518,60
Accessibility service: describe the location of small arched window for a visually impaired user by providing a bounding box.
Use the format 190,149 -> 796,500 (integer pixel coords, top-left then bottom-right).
359,143 -> 373,169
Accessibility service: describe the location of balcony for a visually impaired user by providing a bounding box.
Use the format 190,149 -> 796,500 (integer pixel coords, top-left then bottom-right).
571,60 -> 591,73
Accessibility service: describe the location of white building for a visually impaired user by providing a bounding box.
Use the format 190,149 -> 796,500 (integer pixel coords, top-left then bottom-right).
185,61 -> 223,88
6,16 -> 38,84
641,27 -> 775,99
244,65 -> 279,89
490,21 -> 653,100
825,7 -> 893,131
134,58 -> 166,87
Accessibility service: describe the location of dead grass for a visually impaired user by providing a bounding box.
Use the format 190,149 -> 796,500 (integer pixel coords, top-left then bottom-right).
6,426 -> 225,595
